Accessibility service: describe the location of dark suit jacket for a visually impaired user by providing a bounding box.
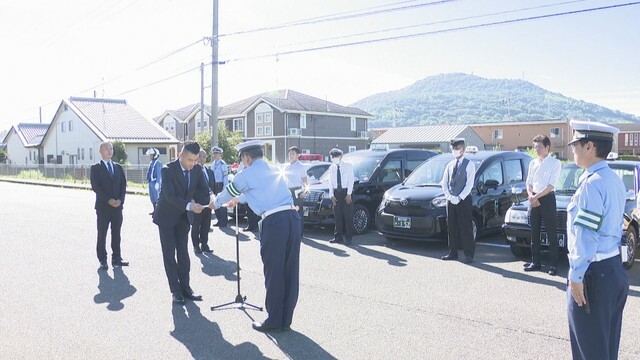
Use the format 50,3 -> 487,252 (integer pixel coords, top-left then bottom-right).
153,160 -> 209,227
90,160 -> 127,211
203,167 -> 216,194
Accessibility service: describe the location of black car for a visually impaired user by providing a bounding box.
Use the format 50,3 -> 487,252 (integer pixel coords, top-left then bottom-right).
376,151 -> 532,242
503,161 -> 640,269
302,148 -> 437,234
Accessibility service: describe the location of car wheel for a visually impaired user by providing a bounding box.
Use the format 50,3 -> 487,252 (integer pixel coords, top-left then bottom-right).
352,204 -> 370,235
623,226 -> 637,270
509,243 -> 531,258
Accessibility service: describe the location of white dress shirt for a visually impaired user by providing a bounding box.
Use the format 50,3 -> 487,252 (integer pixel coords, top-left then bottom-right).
440,156 -> 476,201
328,161 -> 354,197
284,161 -> 307,189
526,155 -> 561,193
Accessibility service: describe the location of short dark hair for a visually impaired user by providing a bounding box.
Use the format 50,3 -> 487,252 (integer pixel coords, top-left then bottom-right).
241,146 -> 263,160
181,141 -> 201,155
577,138 -> 612,159
533,134 -> 551,149
288,146 -> 301,154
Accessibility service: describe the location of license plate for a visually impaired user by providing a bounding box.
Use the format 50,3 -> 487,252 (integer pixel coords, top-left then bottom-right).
303,207 -> 310,217
393,216 -> 411,229
541,232 -> 566,247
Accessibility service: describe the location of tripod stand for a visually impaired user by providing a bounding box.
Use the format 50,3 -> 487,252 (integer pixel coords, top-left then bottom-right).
211,204 -> 263,312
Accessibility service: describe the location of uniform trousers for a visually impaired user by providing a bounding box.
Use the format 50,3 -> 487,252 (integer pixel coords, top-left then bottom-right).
333,188 -> 354,241
445,195 -> 474,258
530,192 -> 559,266
191,208 -> 212,250
568,255 -> 628,360
260,210 -> 302,328
158,215 -> 192,294
96,207 -> 123,262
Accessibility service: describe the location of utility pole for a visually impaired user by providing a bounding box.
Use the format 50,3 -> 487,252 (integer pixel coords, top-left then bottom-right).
200,63 -> 204,134
210,0 -> 219,147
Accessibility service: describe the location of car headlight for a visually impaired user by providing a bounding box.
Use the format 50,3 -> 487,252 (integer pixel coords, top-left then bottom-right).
431,196 -> 447,208
506,208 -> 528,224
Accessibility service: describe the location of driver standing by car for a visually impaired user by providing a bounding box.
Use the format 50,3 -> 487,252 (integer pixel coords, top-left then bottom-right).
524,134 -> 562,276
440,138 -> 476,264
328,148 -> 355,245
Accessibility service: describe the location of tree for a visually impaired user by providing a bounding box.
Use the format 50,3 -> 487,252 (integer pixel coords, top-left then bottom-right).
194,121 -> 242,164
0,149 -> 6,164
112,140 -> 128,164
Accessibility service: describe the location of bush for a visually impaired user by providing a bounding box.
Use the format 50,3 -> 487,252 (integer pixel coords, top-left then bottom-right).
112,140 -> 128,164
194,122 -> 242,164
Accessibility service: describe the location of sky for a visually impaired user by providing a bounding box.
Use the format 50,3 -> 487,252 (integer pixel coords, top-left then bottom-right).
1,0 -> 639,131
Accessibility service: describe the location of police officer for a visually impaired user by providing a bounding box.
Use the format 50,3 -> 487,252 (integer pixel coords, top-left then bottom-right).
146,148 -> 163,215
213,140 -> 301,333
566,120 -> 629,360
440,138 -> 476,264
210,146 -> 229,227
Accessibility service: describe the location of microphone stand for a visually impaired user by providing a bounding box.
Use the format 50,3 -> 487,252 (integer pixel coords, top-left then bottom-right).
211,204 -> 263,312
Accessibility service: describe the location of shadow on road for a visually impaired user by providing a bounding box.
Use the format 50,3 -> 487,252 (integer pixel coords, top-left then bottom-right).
93,267 -> 137,311
269,330 -> 337,360
196,252 -> 237,281
302,237 -> 350,258
171,302 -> 263,359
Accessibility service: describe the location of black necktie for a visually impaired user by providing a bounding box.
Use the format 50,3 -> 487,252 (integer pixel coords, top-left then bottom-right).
337,165 -> 342,190
452,160 -> 459,177
107,162 -> 114,177
183,170 -> 189,193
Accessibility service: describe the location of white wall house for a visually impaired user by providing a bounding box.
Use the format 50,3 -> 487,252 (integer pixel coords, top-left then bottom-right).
40,97 -> 180,165
2,123 -> 49,165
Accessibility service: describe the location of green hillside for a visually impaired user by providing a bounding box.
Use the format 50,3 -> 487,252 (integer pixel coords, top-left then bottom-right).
351,73 -> 640,128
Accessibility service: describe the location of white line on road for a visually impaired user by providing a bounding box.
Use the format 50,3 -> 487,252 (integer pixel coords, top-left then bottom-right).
477,242 -> 510,249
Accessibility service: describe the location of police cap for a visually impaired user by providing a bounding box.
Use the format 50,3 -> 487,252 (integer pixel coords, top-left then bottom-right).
235,140 -> 263,157
211,146 -> 223,154
450,138 -> 466,147
568,120 -> 619,145
329,148 -> 343,157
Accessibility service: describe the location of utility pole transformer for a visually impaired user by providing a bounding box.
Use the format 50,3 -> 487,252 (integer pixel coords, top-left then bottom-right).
210,0 -> 219,147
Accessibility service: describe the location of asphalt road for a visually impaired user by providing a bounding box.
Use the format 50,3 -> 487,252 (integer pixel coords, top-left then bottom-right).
1,181 -> 639,359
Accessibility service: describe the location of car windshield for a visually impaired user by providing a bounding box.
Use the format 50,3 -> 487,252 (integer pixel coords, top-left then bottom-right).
555,166 -> 584,195
319,154 -> 382,182
405,157 -> 482,187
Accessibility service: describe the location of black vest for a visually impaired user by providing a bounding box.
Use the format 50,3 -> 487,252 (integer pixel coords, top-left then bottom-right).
448,158 -> 469,197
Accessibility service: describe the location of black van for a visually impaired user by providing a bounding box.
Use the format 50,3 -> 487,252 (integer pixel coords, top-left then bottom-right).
302,148 -> 437,234
376,151 -> 531,241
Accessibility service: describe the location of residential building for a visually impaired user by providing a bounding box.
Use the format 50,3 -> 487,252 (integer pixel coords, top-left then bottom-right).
40,97 -> 179,165
2,123 -> 49,165
370,125 -> 484,153
614,123 -> 640,156
218,89 -> 373,163
155,103 -> 212,142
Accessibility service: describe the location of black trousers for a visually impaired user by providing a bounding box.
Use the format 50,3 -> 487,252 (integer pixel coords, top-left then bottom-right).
96,207 -> 123,262
158,215 -> 192,294
333,188 -> 354,241
191,208 -> 212,250
290,188 -> 304,236
568,255 -> 628,360
530,192 -> 559,266
446,196 -> 474,258
213,183 -> 228,226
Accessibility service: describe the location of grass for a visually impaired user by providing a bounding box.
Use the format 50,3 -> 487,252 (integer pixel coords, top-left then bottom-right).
5,169 -> 147,189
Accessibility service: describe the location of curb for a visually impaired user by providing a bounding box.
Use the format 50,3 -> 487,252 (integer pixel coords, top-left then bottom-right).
0,177 -> 149,196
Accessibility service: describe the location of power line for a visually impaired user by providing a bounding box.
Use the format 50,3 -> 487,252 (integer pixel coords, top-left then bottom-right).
219,0 -> 458,37
118,63 -> 208,96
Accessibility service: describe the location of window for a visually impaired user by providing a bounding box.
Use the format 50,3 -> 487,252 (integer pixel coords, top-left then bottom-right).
300,114 -> 306,129
350,117 -> 356,131
81,148 -> 85,160
478,161 -> 504,185
493,129 -> 503,140
29,151 -> 32,160
302,149 -> 310,154
265,126 -> 272,135
636,134 -> 639,146
265,113 -> 272,123
256,113 -> 263,124
164,119 -> 175,131
550,127 -> 560,138
257,127 -> 263,136
380,159 -> 402,182
503,159 -> 524,184
77,147 -> 80,158
61,122 -> 65,132
233,118 -> 244,132
349,146 -> 356,153
89,148 -> 93,160
625,134 -> 630,146
69,121 -> 73,132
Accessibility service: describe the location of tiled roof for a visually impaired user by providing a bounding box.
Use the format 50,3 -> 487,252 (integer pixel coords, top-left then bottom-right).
16,123 -> 49,146
372,125 -> 470,144
219,89 -> 372,117
68,97 -> 177,142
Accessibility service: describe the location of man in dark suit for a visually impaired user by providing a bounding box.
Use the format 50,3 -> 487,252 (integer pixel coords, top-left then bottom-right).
153,142 -> 210,305
90,141 -> 128,270
191,149 -> 215,254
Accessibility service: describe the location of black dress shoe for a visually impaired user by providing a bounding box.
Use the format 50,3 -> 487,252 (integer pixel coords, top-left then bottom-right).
329,238 -> 343,244
209,228 -> 214,233
252,321 -> 281,333
523,262 -> 532,268
112,260 -> 129,267
441,253 -> 458,261
523,262 -> 541,272
182,291 -> 203,301
242,227 -> 257,232
194,246 -> 202,254
201,246 -> 213,253
548,266 -> 558,276
172,292 -> 185,305
99,261 -> 108,270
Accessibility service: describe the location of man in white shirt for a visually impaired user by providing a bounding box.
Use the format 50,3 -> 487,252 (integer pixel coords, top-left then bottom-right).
524,134 -> 562,275
441,138 -> 477,264
328,148 -> 355,244
284,146 -> 308,236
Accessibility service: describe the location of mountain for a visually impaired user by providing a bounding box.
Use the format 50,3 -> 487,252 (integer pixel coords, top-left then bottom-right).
351,73 -> 640,128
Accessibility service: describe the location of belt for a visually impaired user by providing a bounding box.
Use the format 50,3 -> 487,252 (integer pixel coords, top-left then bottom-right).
261,205 -> 295,219
592,249 -> 620,262
289,186 -> 302,191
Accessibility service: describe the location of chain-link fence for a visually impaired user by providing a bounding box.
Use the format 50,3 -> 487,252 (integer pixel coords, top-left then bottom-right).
0,164 -> 149,186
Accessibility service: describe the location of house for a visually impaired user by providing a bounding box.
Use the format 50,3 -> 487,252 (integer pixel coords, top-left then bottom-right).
218,90 -> 374,163
40,97 -> 180,165
155,103 -> 212,142
370,125 -> 484,153
2,123 -> 49,165
614,123 -> 640,156
470,120 -> 572,159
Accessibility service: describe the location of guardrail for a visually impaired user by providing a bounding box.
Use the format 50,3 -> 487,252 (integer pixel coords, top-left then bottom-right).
0,164 -> 149,185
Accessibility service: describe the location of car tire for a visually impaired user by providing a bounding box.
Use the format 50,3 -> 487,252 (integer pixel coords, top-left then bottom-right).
623,226 -> 637,270
352,204 -> 370,235
509,243 -> 531,258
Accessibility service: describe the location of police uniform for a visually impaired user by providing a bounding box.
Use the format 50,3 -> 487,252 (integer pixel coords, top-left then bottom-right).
211,146 -> 229,226
214,140 -> 302,332
146,148 -> 163,214
566,120 -> 629,360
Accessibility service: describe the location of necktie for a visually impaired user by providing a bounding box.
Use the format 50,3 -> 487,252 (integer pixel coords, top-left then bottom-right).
107,162 -> 114,176
337,165 -> 342,190
452,160 -> 459,177
184,170 -> 189,193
